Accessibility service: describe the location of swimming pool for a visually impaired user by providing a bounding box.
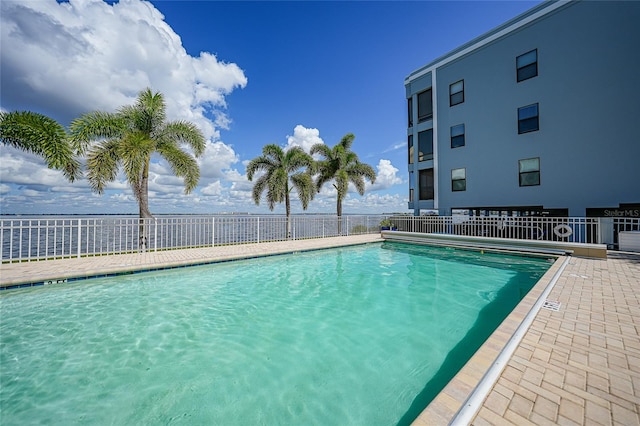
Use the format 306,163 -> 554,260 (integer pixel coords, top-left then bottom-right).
0,242 -> 552,425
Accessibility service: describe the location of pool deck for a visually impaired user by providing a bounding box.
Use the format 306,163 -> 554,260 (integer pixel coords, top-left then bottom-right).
0,234 -> 383,288
1,235 -> 639,425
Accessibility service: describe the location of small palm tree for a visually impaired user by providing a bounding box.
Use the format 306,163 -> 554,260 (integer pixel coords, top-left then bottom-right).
0,111 -> 81,181
246,144 -> 315,239
69,88 -> 205,220
310,133 -> 376,234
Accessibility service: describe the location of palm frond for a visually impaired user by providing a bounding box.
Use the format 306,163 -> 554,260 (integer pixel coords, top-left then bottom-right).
118,132 -> 154,199
0,111 -> 82,181
161,121 -> 206,157
157,141 -> 201,193
69,111 -> 125,154
252,174 -> 269,206
338,133 -> 355,150
86,140 -> 120,194
246,155 -> 276,180
309,142 -> 331,159
290,172 -> 315,210
130,88 -> 166,134
285,146 -> 313,172
262,144 -> 285,161
311,133 -> 376,213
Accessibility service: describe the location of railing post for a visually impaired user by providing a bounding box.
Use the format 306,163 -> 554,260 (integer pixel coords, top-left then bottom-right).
77,219 -> 82,258
154,218 -> 158,252
257,217 -> 260,244
212,216 -> 215,247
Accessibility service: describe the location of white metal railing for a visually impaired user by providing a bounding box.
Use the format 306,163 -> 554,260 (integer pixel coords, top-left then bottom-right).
0,215 -> 385,263
385,215 -> 639,248
2,214 -> 638,262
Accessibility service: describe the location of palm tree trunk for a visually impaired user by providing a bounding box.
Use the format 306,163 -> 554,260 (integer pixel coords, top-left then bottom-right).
138,159 -> 154,252
285,190 -> 292,239
337,198 -> 343,235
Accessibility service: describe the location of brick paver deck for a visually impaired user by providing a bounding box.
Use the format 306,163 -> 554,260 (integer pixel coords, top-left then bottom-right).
1,236 -> 638,425
472,252 -> 640,426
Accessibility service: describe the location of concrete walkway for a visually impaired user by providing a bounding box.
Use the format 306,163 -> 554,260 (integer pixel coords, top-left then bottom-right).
1,236 -> 639,425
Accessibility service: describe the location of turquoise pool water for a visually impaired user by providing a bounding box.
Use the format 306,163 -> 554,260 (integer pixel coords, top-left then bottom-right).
0,242 -> 552,425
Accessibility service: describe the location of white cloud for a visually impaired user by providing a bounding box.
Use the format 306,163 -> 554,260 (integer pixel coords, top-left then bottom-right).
0,146 -> 76,188
201,180 -> 224,196
284,125 -> 324,153
382,141 -> 406,153
1,0 -> 247,142
0,0 -> 250,214
370,159 -> 403,190
198,141 -> 240,179
0,3 -> 410,216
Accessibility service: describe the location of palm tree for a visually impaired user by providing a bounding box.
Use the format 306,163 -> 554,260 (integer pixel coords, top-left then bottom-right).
310,133 -> 376,234
69,88 -> 205,220
0,111 -> 81,181
246,144 -> 315,239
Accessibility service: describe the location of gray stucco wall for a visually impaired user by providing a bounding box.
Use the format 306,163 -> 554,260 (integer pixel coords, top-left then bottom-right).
408,1 -> 640,216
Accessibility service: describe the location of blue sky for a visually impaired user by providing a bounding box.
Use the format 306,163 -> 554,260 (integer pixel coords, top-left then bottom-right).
0,0 -> 539,215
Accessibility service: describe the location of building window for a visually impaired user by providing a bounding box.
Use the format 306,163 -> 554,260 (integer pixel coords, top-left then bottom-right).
418,129 -> 433,162
449,80 -> 464,106
407,98 -> 413,127
519,158 -> 540,186
408,134 -> 414,164
417,89 -> 433,122
517,49 -> 538,82
451,168 -> 466,191
419,168 -> 434,200
518,103 -> 539,134
409,171 -> 415,202
451,124 -> 465,148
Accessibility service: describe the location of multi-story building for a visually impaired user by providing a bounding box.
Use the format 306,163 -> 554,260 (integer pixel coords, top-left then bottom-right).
405,0 -> 640,218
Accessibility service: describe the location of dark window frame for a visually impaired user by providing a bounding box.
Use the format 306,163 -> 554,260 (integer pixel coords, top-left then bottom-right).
451,168 -> 466,192
409,171 -> 415,202
517,49 -> 538,82
418,129 -> 433,162
449,80 -> 464,106
419,168 -> 434,200
450,124 -> 465,148
417,89 -> 433,123
519,157 -> 540,187
408,134 -> 414,164
518,103 -> 539,134
407,98 -> 413,127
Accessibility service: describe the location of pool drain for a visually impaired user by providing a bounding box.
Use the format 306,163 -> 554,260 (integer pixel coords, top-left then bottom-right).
542,300 -> 561,311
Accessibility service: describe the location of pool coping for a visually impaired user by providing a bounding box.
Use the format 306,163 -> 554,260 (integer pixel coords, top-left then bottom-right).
410,253 -> 568,425
382,230 -> 607,258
